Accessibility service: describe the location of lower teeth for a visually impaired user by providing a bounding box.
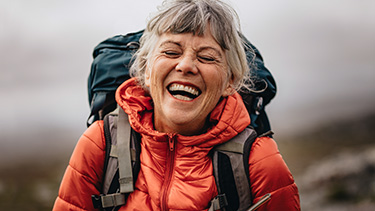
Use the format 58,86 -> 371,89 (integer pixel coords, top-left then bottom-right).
173,95 -> 193,101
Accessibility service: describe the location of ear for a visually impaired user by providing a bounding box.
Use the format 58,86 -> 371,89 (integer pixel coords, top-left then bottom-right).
222,69 -> 235,97
145,67 -> 151,88
222,82 -> 235,97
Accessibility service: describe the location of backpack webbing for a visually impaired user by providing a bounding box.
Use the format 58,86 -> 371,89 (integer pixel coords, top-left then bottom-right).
92,108 -> 142,210
211,127 -> 257,211
93,108 -> 262,210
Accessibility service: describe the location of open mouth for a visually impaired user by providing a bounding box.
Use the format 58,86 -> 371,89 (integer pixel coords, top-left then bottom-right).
168,83 -> 201,101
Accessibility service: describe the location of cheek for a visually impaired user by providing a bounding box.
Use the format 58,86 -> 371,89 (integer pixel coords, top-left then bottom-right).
148,61 -> 168,98
198,71 -> 228,114
206,68 -> 229,94
145,56 -> 163,89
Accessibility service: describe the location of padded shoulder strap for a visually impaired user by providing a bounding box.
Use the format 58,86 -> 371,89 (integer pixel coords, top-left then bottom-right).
92,107 -> 138,210
117,107 -> 134,193
211,127 -> 257,211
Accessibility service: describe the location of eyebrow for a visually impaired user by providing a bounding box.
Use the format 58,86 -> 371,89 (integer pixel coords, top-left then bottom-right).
159,40 -> 181,48
159,40 -> 223,58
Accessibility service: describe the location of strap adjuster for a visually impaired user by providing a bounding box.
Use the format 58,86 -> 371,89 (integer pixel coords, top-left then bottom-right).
210,194 -> 228,210
91,193 -> 126,209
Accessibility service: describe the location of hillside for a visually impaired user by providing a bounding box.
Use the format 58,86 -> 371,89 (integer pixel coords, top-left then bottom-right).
278,112 -> 375,210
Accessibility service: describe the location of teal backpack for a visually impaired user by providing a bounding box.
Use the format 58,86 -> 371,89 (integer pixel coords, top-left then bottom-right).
88,30 -> 276,211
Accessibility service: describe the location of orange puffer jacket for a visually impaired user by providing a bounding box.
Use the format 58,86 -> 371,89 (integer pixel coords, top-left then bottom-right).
53,78 -> 300,211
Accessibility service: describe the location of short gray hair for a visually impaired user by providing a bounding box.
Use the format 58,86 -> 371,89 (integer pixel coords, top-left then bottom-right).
130,0 -> 251,92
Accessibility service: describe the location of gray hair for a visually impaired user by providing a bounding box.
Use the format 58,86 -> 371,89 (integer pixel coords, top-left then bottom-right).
130,0 -> 252,92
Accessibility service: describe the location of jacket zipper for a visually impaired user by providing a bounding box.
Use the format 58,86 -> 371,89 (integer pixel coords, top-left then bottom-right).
161,134 -> 176,211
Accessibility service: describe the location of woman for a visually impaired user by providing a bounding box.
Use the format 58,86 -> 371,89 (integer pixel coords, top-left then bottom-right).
53,0 -> 300,210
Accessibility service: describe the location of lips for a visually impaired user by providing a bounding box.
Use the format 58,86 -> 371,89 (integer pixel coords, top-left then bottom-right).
168,83 -> 201,101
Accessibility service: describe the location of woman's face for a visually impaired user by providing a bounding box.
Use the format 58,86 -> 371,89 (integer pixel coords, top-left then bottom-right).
145,29 -> 232,135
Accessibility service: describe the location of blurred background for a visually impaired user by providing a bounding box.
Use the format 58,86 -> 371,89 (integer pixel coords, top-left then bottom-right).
1,0 -> 374,210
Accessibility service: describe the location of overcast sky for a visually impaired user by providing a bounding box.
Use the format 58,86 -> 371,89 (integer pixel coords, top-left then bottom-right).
1,0 -> 374,157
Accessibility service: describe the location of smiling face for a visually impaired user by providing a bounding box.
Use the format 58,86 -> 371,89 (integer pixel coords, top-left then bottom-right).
145,29 -> 233,135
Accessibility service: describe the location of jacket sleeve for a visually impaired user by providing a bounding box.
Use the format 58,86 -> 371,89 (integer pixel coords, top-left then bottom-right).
53,121 -> 106,211
249,137 -> 300,211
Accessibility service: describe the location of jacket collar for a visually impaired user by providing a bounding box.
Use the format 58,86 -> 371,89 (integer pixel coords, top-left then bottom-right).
116,78 -> 250,148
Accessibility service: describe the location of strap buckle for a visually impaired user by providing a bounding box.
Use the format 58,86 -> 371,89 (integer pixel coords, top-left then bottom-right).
91,195 -> 103,209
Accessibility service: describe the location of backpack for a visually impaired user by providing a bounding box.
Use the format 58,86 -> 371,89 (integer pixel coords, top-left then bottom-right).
88,30 -> 276,210
91,107 -> 273,211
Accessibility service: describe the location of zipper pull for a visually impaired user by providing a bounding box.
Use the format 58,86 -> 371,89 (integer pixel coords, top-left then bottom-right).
168,134 -> 175,151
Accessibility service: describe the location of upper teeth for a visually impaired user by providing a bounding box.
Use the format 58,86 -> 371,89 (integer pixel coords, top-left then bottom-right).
169,84 -> 199,96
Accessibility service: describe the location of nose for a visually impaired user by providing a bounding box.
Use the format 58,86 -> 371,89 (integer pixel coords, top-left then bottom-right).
175,53 -> 198,75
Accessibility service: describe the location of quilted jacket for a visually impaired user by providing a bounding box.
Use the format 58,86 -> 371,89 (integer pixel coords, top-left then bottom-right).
53,78 -> 300,210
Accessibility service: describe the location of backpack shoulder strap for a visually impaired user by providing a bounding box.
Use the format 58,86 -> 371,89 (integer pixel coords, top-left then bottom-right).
117,107 -> 135,193
92,106 -> 141,210
210,126 -> 258,211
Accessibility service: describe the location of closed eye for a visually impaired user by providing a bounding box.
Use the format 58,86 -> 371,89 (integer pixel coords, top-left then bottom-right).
197,47 -> 221,63
163,51 -> 180,57
198,56 -> 216,63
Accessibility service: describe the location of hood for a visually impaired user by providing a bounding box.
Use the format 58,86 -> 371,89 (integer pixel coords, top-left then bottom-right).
116,78 -> 250,148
